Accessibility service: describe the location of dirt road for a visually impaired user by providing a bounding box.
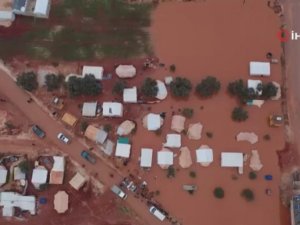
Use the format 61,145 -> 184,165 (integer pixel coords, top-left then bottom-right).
0,69 -> 161,225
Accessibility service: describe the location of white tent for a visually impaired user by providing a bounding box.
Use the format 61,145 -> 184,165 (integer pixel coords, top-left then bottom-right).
82,66 -> 104,80
247,79 -> 262,95
0,11 -> 15,22
249,62 -> 271,76
33,0 -> 50,17
163,134 -> 181,148
140,148 -> 153,168
123,87 -> 137,103
0,166 -> 7,186
156,80 -> 168,100
102,102 -> 123,117
221,152 -> 243,167
196,147 -> 213,166
115,65 -> 136,78
115,143 -> 131,158
50,156 -> 65,185
0,192 -> 36,216
13,167 -> 25,181
69,172 -> 86,191
144,113 -> 162,131
157,151 -> 173,166
31,166 -> 48,187
82,102 -> 97,117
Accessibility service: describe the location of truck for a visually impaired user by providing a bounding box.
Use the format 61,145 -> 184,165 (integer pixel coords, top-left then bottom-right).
80,150 -> 96,164
111,185 -> 127,200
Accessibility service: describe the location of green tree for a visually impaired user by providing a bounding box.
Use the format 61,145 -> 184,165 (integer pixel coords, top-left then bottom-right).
181,108 -> 194,118
169,64 -> 176,72
141,77 -> 158,97
45,74 -> 63,91
262,82 -> 278,99
248,171 -> 257,180
214,187 -> 225,199
16,72 -> 38,92
18,160 -> 31,174
67,76 -> 82,97
170,77 -> 192,97
81,74 -> 102,96
167,166 -> 176,178
113,80 -> 127,95
196,76 -> 221,97
232,107 -> 248,122
80,121 -> 88,132
227,79 -> 249,103
189,171 -> 196,178
241,188 -> 255,201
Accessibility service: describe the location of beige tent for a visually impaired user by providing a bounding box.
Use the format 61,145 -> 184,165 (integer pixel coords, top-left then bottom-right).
249,150 -> 263,171
171,115 -> 185,133
117,120 -> 136,136
179,147 -> 192,168
54,191 -> 68,214
61,113 -> 78,127
115,65 -> 136,78
236,132 -> 258,144
187,122 -> 203,140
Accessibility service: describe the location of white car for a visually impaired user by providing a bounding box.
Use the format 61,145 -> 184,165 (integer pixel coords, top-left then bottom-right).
57,133 -> 70,144
149,206 -> 166,221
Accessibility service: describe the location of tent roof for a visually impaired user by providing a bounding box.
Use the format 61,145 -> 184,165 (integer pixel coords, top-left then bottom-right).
102,102 -> 123,117
54,191 -> 69,214
221,152 -> 243,167
52,156 -> 65,172
163,134 -> 181,148
101,139 -> 114,156
84,125 -> 107,144
115,143 -> 131,158
157,151 -> 173,166
140,148 -> 153,168
31,166 -> 48,185
82,66 -> 103,80
82,102 -> 97,117
61,112 -> 78,127
69,172 -> 86,191
123,87 -> 137,103
34,0 -> 49,15
156,80 -> 168,100
0,166 -> 7,185
13,167 -> 25,181
171,115 -> 186,133
249,61 -> 270,76
0,192 -> 36,215
115,65 -> 136,78
196,148 -> 213,163
146,113 -> 161,131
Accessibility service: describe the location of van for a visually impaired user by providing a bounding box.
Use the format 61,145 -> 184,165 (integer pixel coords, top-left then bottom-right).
111,185 -> 127,200
149,206 -> 166,221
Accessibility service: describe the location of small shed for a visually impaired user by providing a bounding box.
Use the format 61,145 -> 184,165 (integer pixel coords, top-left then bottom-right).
0,165 -> 7,186
61,113 -> 78,127
54,191 -> 69,214
31,166 -> 48,188
123,87 -> 137,103
157,150 -> 174,168
196,147 -> 213,166
140,148 -> 153,168
163,134 -> 181,148
50,156 -> 65,185
249,62 -> 271,76
82,102 -> 97,117
115,143 -> 131,158
84,125 -> 108,144
102,102 -> 123,117
221,152 -> 243,168
82,66 -> 104,80
115,65 -> 136,78
69,172 -> 86,191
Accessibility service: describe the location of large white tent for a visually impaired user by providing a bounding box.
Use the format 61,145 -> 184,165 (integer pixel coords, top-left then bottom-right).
102,102 -> 123,117
31,166 -> 48,188
140,148 -> 153,168
249,62 -> 270,76
163,134 -> 181,148
196,147 -> 213,166
143,113 -> 162,131
221,152 -> 243,167
82,102 -> 97,117
157,151 -> 173,167
123,87 -> 137,103
115,143 -> 131,158
82,66 -> 104,80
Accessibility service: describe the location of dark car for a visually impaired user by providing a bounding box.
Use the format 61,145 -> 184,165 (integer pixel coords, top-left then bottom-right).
32,125 -> 45,138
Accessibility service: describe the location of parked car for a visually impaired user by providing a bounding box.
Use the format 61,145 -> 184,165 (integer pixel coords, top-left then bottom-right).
111,185 -> 127,200
80,150 -> 96,164
32,125 -> 46,138
121,177 -> 137,192
149,206 -> 166,221
57,133 -> 70,144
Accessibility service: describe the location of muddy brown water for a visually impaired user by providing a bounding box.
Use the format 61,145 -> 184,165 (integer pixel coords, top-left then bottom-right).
124,1 -> 286,225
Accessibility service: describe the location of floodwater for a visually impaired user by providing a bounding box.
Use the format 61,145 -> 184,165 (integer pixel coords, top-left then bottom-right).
127,1 -> 285,225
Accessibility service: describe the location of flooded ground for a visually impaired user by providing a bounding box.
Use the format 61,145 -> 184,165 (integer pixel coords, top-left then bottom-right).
124,1 -> 285,225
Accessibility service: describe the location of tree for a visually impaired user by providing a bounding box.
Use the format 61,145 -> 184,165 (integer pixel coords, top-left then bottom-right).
189,171 -> 196,178
67,76 -> 82,97
196,76 -> 221,97
167,166 -> 176,178
18,160 -> 31,174
16,72 -> 38,92
214,187 -> 225,199
181,108 -> 194,118
80,121 -> 88,132
45,74 -> 63,91
113,80 -> 127,95
262,82 -> 278,99
241,188 -> 255,201
81,74 -> 102,96
232,107 -> 248,122
169,64 -> 176,72
227,79 -> 248,103
249,171 -> 257,180
170,77 -> 192,97
141,77 -> 158,97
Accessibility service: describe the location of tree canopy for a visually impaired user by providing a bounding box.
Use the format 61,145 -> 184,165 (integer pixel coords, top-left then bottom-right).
45,74 -> 64,91
141,77 -> 158,97
113,80 -> 127,95
232,107 -> 248,122
196,76 -> 221,97
262,82 -> 278,99
170,77 -> 192,97
67,75 -> 102,97
16,72 -> 38,92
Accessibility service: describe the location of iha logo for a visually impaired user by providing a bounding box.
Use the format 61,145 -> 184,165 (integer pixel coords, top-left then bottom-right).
277,29 -> 300,42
